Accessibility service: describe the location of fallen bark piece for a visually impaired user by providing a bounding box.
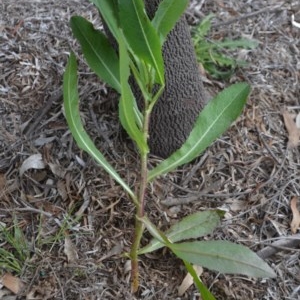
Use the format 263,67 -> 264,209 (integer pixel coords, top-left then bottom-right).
1,273 -> 25,295
257,235 -> 300,259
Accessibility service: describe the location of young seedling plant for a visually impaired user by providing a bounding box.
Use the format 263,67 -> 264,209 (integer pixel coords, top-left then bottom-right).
63,0 -> 276,297
0,217 -> 30,275
193,14 -> 258,79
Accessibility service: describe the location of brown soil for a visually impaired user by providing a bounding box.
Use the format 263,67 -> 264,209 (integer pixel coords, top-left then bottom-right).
1,1 -> 300,299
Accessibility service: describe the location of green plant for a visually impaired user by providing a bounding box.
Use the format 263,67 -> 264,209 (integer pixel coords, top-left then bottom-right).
36,208 -> 82,251
63,0 -> 275,297
0,219 -> 30,274
193,14 -> 258,79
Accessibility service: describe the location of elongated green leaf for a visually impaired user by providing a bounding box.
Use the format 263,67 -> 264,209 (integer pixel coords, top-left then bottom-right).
118,32 -> 148,154
13,218 -> 29,261
183,260 -> 216,300
0,248 -> 22,273
214,38 -> 258,50
90,0 -> 119,40
152,0 -> 188,42
118,0 -> 164,84
63,53 -> 135,200
171,240 -> 276,278
139,211 -> 220,255
193,14 -> 214,42
137,215 -> 170,245
70,16 -> 121,92
148,83 -> 250,181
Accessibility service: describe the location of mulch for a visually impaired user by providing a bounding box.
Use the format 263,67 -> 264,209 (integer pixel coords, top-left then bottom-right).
1,0 -> 300,299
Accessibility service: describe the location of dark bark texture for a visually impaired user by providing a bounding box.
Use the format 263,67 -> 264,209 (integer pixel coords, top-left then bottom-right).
144,0 -> 207,158
105,0 -> 208,158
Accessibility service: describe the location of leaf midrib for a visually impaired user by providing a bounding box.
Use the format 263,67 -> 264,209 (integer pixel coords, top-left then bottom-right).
74,20 -> 121,92
148,88 -> 245,180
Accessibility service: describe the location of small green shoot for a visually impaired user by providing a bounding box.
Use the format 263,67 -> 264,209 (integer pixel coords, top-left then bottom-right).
193,14 -> 258,79
0,219 -> 30,275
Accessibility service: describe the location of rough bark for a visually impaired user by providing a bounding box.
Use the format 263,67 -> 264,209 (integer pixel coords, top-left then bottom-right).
104,0 -> 208,158
145,0 -> 207,158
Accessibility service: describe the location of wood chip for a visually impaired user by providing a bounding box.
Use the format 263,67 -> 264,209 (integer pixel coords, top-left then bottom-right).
290,196 -> 300,234
1,273 -> 25,295
178,265 -> 203,296
64,231 -> 78,263
19,153 -> 45,176
282,110 -> 300,149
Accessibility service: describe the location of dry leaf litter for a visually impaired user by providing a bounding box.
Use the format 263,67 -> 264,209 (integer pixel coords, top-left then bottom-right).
1,0 -> 300,299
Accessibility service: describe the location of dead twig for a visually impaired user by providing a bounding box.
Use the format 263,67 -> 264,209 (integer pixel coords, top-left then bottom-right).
212,5 -> 286,29
161,190 -> 250,207
257,235 -> 300,259
23,88 -> 62,136
1,207 -> 53,218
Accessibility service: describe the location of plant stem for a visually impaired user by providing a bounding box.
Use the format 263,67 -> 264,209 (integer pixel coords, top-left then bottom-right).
130,203 -> 145,293
130,108 -> 151,293
130,64 -> 165,292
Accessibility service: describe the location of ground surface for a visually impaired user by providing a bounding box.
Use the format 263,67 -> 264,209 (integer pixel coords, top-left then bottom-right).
1,0 -> 300,299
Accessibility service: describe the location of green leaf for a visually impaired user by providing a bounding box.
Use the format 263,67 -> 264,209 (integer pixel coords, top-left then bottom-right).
0,248 -> 22,273
118,32 -> 148,154
137,215 -> 170,245
193,15 -> 257,79
90,0 -> 119,40
118,0 -> 164,84
63,53 -> 135,200
202,62 -> 235,80
170,240 -> 277,278
183,260 -> 216,300
13,219 -> 29,261
148,83 -> 250,181
139,211 -> 220,254
208,53 -> 238,67
152,0 -> 188,42
70,16 -> 121,92
0,222 -> 26,274
194,14 -> 214,41
215,38 -> 258,50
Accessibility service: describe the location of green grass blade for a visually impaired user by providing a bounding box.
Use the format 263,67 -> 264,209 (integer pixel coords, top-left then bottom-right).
118,0 -> 164,84
0,223 -> 26,274
63,53 -> 135,200
118,32 -> 148,154
138,211 -> 220,254
183,260 -> 216,300
152,0 -> 188,42
171,240 -> 276,278
13,220 -> 29,261
148,83 -> 250,181
70,16 -> 121,92
0,248 -> 22,273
